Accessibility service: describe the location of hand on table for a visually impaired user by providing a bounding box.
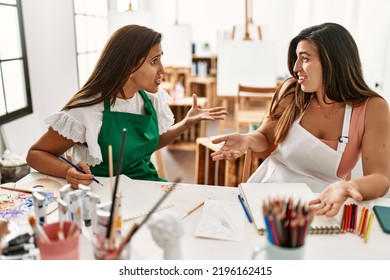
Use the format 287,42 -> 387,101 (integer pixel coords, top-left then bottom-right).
309,180 -> 363,217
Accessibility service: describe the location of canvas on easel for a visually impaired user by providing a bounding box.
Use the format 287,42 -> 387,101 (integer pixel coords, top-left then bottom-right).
161,24 -> 192,68
216,39 -> 277,97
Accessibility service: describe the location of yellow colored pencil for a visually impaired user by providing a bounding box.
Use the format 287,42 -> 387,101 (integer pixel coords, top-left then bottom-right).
364,211 -> 374,243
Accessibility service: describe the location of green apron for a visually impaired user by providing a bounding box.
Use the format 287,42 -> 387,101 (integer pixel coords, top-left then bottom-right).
90,90 -> 166,182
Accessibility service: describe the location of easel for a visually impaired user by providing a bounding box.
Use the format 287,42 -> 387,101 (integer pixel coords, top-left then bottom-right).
217,0 -> 277,134
231,0 -> 262,41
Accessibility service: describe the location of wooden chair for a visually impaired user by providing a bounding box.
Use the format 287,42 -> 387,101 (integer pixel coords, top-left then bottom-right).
161,66 -> 191,96
234,84 -> 276,132
241,145 -> 277,183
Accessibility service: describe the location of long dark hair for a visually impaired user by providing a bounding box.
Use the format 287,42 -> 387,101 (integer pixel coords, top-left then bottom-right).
270,22 -> 380,143
63,25 -> 162,110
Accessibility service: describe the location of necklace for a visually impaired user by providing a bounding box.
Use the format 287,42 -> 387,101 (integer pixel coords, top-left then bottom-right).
313,99 -> 339,119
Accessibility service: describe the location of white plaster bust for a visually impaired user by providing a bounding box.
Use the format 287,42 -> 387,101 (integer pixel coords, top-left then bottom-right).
147,211 -> 183,260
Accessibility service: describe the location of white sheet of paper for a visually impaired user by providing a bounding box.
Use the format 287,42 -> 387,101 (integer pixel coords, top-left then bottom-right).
194,199 -> 245,242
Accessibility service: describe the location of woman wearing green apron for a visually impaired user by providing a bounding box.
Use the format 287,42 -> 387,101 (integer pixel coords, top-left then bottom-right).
26,25 -> 227,187
91,91 -> 162,181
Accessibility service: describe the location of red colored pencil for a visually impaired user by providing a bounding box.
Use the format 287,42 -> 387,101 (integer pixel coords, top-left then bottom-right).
340,204 -> 347,233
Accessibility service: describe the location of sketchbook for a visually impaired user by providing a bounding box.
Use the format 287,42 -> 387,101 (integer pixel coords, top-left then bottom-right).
238,183 -> 341,235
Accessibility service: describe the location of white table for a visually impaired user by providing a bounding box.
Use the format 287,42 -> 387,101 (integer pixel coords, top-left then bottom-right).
10,172 -> 390,260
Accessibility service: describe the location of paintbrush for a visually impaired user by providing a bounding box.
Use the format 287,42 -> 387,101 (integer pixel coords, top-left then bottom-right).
1,185 -> 33,194
28,216 -> 50,243
108,145 -> 114,195
104,178 -> 181,259
106,129 -> 127,242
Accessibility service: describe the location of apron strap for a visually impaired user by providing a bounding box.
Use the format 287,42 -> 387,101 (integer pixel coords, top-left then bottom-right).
104,100 -> 111,111
337,104 -> 352,152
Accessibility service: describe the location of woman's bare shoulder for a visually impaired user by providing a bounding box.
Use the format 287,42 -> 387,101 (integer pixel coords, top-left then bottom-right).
366,96 -> 389,114
364,97 -> 390,127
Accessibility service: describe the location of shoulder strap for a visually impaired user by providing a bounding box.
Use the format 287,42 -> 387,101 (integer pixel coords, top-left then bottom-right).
103,99 -> 111,111
337,105 -> 352,152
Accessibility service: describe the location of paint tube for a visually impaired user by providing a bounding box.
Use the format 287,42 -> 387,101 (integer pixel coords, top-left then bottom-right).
78,184 -> 91,227
87,191 -> 101,235
3,243 -> 36,256
32,191 -> 46,225
97,201 -> 112,212
59,184 -> 72,201
59,184 -> 72,219
7,233 -> 32,247
95,209 -> 110,248
68,189 -> 83,230
56,198 -> 68,224
56,198 -> 68,241
115,193 -> 123,231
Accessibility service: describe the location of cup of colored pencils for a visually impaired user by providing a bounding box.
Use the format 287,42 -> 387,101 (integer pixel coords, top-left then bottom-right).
252,197 -> 314,260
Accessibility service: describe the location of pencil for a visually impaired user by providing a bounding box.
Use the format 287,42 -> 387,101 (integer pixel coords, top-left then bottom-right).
357,207 -> 366,234
346,204 -> 352,232
360,208 -> 369,237
59,155 -> 103,186
181,201 -> 205,219
340,204 -> 346,233
364,211 -> 374,242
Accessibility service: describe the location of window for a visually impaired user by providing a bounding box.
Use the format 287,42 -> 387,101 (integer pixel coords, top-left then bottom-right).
0,0 -> 32,125
73,0 -> 108,88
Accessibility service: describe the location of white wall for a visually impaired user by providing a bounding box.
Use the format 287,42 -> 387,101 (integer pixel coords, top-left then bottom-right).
21,0 -> 78,126
0,0 -> 79,155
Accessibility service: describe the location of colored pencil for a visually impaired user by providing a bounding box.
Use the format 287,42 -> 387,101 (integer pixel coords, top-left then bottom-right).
360,209 -> 369,237
364,212 -> 375,243
262,197 -> 314,248
181,200 -> 205,219
340,204 -> 346,233
357,207 -> 366,234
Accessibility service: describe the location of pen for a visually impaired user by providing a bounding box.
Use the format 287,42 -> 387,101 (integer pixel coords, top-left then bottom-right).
181,201 -> 205,219
59,155 -> 103,186
238,194 -> 253,223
